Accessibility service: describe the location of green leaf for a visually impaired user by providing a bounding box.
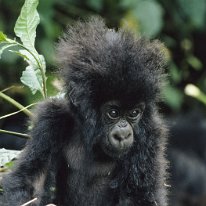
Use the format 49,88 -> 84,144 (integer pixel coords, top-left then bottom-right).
187,55 -> 203,71
19,49 -> 46,72
163,85 -> 184,111
20,65 -> 43,95
1,0 -> 47,98
17,50 -> 46,96
132,0 -> 163,37
169,63 -> 182,84
87,0 -> 103,11
38,54 -> 46,73
177,0 -> 206,28
119,0 -> 140,8
18,49 -> 38,67
0,44 -> 16,59
121,11 -> 141,34
0,31 -> 7,42
0,148 -> 20,167
9,50 -> 30,60
14,0 -> 40,53
4,161 -> 15,169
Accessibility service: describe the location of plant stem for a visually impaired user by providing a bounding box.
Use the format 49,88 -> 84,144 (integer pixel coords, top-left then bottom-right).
16,42 -> 47,98
21,198 -> 38,206
0,91 -> 32,117
0,86 -> 15,93
0,103 -> 35,120
3,39 -> 47,98
196,92 -> 206,105
0,129 -> 30,139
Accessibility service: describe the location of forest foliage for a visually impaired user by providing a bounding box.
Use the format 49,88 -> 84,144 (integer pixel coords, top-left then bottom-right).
0,0 -> 206,118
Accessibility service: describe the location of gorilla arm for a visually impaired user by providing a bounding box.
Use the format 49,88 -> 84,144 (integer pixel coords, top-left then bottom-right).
2,98 -> 73,206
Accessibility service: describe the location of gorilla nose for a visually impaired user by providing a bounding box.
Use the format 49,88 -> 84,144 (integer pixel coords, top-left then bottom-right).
113,131 -> 131,141
109,125 -> 134,149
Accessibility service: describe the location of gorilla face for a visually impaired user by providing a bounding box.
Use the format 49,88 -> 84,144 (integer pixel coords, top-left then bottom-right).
99,100 -> 145,158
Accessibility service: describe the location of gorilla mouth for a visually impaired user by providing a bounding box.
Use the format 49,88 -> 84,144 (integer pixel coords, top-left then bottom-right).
101,138 -> 131,158
114,141 -> 128,150
93,143 -> 115,161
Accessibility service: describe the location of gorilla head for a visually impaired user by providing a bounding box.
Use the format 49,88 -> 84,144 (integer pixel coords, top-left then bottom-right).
57,17 -> 166,159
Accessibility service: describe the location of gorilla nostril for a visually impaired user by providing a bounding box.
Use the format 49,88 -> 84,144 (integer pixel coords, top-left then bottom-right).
125,133 -> 131,139
113,134 -> 123,142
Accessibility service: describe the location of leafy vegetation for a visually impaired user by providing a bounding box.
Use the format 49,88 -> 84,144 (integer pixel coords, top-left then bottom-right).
0,0 -> 206,138
0,0 -> 47,98
0,0 -> 47,138
0,0 -> 206,118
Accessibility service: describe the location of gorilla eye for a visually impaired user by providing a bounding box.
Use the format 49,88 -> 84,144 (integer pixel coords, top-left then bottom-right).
107,109 -> 120,120
127,109 -> 141,120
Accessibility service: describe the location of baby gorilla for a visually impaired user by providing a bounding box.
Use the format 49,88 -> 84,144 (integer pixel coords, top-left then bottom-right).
2,18 -> 168,206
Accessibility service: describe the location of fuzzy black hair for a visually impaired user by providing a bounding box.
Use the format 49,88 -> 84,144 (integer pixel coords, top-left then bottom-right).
2,17 -> 168,206
56,17 -> 167,107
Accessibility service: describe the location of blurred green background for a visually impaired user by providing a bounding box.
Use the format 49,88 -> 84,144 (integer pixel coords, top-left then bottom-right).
0,0 -> 206,118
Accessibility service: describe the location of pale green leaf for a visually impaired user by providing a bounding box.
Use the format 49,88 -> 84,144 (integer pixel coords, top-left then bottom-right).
87,0 -> 103,11
18,50 -> 46,72
187,56 -> 203,71
17,50 -> 46,95
0,148 -> 21,167
8,50 -> 29,60
169,63 -> 182,84
14,0 -> 40,53
163,85 -> 184,111
177,0 -> 206,28
133,0 -> 163,37
0,44 -> 16,59
20,65 -> 43,95
38,54 -> 46,73
119,0 -> 140,8
19,49 -> 38,67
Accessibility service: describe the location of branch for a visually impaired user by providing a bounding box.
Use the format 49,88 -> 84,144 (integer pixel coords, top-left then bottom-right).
0,103 -> 35,120
0,91 -> 32,117
0,86 -> 15,93
17,42 -> 47,98
0,129 -> 30,139
20,198 -> 38,206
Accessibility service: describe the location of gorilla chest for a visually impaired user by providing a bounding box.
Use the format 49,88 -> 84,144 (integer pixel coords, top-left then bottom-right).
63,143 -> 117,205
66,170 -> 114,205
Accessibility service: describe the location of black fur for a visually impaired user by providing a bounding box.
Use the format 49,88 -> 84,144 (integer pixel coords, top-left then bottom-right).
2,17 -> 168,206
